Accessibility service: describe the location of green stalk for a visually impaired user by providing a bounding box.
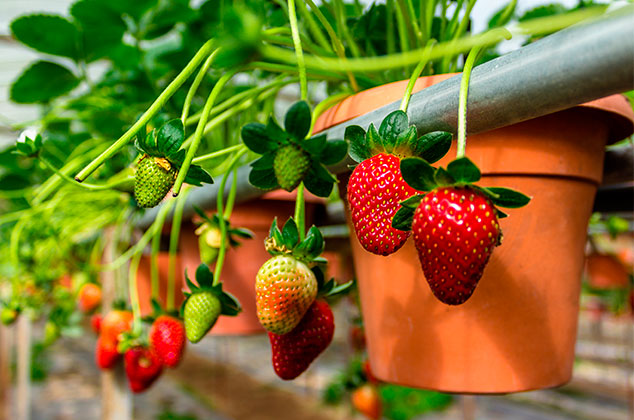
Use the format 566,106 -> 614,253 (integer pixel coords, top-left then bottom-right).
386,0 -> 396,55
150,218 -> 161,301
309,91 -> 352,135
193,144 -> 245,165
39,155 -> 133,192
181,50 -> 218,125
456,45 -> 482,159
213,149 -> 247,286
294,183 -> 306,241
167,186 -> 190,311
223,166 -> 239,220
399,0 -> 424,46
173,69 -> 237,196
333,0 -> 362,58
295,0 -> 331,51
288,0 -> 308,101
75,40 -> 216,182
399,41 -> 434,112
128,251 -> 143,334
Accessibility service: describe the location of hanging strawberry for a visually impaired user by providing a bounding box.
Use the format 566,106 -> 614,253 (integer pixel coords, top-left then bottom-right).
134,119 -> 212,208
124,346 -> 164,393
193,206 -> 254,265
344,110 -> 452,256
393,157 -> 531,305
146,299 -> 187,368
242,101 -> 348,197
180,263 -> 241,343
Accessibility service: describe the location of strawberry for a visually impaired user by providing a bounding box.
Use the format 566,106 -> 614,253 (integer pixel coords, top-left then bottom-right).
351,384 -> 382,420
348,153 -> 420,255
184,292 -> 221,343
363,360 -> 379,384
134,155 -> 177,208
78,283 -> 101,313
124,346 -> 163,393
268,300 -> 334,380
344,111 -> 452,256
150,315 -> 186,367
256,255 -> 317,335
0,307 -> 18,325
273,144 -> 310,191
412,187 -> 501,305
90,313 -> 102,334
100,309 -> 133,346
96,336 -> 121,369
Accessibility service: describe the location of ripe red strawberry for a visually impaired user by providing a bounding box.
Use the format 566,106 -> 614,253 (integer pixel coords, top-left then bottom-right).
91,313 -> 102,335
348,153 -> 420,256
124,346 -> 163,393
256,255 -> 317,335
78,283 -> 102,313
150,315 -> 186,368
412,187 -> 501,305
268,300 -> 334,380
96,336 -> 120,370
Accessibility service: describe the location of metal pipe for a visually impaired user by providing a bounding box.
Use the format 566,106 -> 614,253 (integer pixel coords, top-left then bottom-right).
138,7 -> 634,228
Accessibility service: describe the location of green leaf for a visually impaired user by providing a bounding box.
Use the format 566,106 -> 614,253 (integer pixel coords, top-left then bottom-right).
250,152 -> 275,170
320,140 -> 348,165
282,218 -> 299,249
488,0 -> 517,28
10,61 -> 79,103
400,157 -> 437,191
393,126 -> 417,155
71,0 -> 126,61
249,167 -> 279,190
414,131 -> 452,163
496,209 -> 508,219
218,289 -> 241,316
434,167 -> 455,186
304,164 -> 334,197
400,194 -> 424,209
138,130 -> 161,156
184,269 -> 197,292
284,101 -> 311,140
378,110 -> 408,151
345,125 -> 370,163
108,0 -> 156,20
230,228 -> 254,239
321,280 -> 354,298
195,264 -> 214,289
265,118 -> 288,144
302,225 -> 325,258
242,123 -> 277,154
10,15 -> 79,58
447,157 -> 481,183
157,119 -> 185,157
483,187 -> 531,208
269,218 -> 285,249
184,165 -> 213,186
303,134 -> 328,156
366,124 -> 382,152
392,206 -> 415,231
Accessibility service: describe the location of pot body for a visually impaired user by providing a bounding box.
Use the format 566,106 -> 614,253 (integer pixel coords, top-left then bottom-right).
317,76 -> 634,393
179,191 -> 322,335
136,254 -> 184,316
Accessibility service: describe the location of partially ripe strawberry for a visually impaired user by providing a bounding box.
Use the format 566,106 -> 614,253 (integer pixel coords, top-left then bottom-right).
256,255 -> 317,335
124,346 -> 163,393
96,336 -> 121,370
351,384 -> 382,420
412,187 -> 500,305
78,283 -> 101,313
268,300 -> 334,380
150,315 -> 186,368
348,153 -> 420,256
100,310 -> 133,345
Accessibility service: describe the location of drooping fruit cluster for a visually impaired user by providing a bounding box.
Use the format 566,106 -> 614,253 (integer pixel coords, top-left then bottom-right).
95,307 -> 133,370
193,208 -> 253,265
345,110 -> 452,256
393,156 -> 531,305
134,119 -> 212,208
77,282 -> 101,313
243,101 -> 347,197
180,263 -> 241,343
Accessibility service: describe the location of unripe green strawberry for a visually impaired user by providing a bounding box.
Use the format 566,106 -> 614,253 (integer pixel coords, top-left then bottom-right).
134,155 -> 177,208
183,291 -> 221,343
256,255 -> 317,335
0,308 -> 17,325
274,144 -> 310,191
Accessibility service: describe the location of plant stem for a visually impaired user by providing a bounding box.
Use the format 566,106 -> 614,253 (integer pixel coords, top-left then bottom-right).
457,45 -> 482,159
294,183 -> 306,241
295,0 -> 331,51
223,166 -> 239,220
173,69 -> 237,196
128,251 -> 143,334
181,50 -> 218,126
167,186 -> 190,311
150,218 -> 161,301
310,91 -> 352,134
192,144 -> 245,165
75,39 -> 215,182
399,41 -> 434,112
287,0 -> 308,101
213,149 -> 247,286
40,155 -> 133,191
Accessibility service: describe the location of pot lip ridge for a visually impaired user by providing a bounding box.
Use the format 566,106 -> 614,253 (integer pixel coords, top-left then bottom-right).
314,74 -> 634,143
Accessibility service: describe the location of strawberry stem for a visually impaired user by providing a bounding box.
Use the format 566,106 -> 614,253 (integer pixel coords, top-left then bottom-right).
295,183 -> 306,242
74,40 -> 216,182
456,45 -> 482,159
128,251 -> 143,335
192,144 -> 245,165
288,0 -> 308,101
173,68 -> 238,196
213,149 -> 247,286
167,186 -> 190,311
399,40 -> 434,112
223,166 -> 239,220
181,50 -> 217,127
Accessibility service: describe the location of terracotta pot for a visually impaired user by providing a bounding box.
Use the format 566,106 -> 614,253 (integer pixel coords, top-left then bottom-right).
136,254 -> 184,316
179,190 -> 324,335
585,252 -> 629,290
315,76 -> 634,393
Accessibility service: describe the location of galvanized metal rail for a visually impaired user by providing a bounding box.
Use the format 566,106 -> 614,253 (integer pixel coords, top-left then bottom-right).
138,7 -> 634,228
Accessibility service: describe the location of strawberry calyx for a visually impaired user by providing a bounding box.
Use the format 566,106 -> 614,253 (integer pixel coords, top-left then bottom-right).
141,298 -> 180,325
265,217 -> 325,265
193,206 -> 254,249
135,119 -> 212,187
392,156 -> 531,231
242,101 -> 348,197
179,263 -> 241,319
345,110 -> 452,165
